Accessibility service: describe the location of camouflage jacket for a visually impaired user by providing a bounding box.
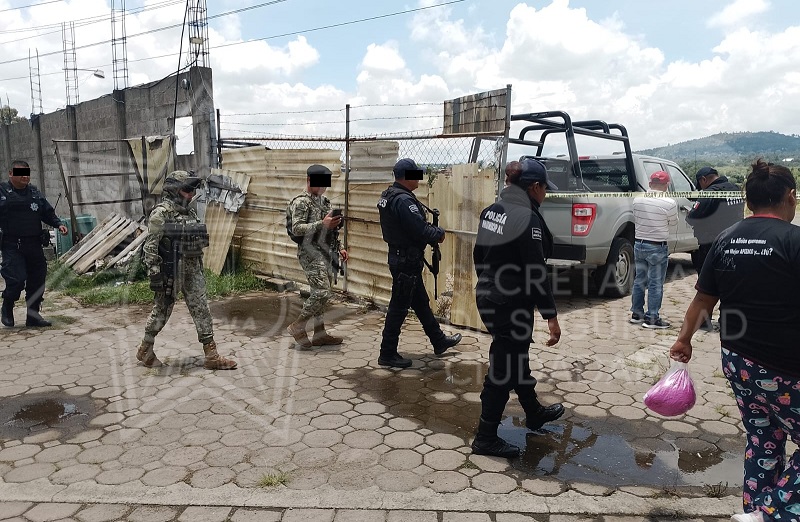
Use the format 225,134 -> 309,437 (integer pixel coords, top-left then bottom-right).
287,191 -> 339,257
142,198 -> 202,276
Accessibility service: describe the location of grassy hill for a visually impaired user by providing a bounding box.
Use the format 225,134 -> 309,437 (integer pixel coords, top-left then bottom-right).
636,131 -> 800,184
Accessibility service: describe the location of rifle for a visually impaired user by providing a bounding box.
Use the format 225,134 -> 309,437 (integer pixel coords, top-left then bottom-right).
159,222 -> 210,297
419,203 -> 442,299
329,209 -> 345,285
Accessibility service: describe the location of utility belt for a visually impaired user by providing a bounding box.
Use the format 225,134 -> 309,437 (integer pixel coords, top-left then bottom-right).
387,244 -> 424,266
1,234 -> 46,247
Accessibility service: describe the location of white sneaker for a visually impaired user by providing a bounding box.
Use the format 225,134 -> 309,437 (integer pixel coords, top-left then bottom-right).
731,512 -> 764,522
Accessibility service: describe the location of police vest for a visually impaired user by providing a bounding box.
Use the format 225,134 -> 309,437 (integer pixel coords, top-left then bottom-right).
377,186 -> 427,251
0,182 -> 48,237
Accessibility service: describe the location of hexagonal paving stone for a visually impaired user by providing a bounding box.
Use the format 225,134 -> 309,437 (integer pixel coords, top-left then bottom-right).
423,449 -> 465,471
381,449 -> 423,471
190,466 -> 235,488
384,431 -> 424,449
141,466 -> 187,486
22,502 -> 81,522
471,471 -> 518,493
3,462 -> 55,482
51,463 -> 101,484
76,504 -> 130,522
426,470 -> 470,493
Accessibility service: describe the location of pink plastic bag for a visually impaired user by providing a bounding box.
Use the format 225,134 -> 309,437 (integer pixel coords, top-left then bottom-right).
643,360 -> 696,416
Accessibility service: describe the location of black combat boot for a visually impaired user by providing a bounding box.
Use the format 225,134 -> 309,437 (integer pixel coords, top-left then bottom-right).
26,301 -> 52,327
1,298 -> 14,327
471,417 -> 520,458
433,333 -> 462,356
378,351 -> 412,368
518,389 -> 565,431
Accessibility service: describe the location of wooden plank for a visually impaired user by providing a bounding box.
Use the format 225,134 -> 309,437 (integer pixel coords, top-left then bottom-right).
74,220 -> 139,274
107,230 -> 148,267
68,218 -> 131,272
59,212 -> 118,261
63,215 -> 125,268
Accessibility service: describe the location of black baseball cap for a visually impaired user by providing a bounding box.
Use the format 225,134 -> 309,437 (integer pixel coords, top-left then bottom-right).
513,158 -> 556,190
392,158 -> 424,180
695,166 -> 718,185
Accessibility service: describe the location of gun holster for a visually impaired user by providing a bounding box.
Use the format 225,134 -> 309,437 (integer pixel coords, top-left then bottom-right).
40,229 -> 51,247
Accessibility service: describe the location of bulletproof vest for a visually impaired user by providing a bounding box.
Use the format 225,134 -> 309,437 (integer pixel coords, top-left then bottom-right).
377,186 -> 427,250
0,182 -> 46,237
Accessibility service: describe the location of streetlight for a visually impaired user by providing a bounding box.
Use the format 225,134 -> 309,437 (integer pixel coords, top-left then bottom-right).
77,69 -> 105,79
66,68 -> 105,79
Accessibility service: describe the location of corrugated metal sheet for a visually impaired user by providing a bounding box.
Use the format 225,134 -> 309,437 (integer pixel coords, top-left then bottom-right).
222,145 -> 498,330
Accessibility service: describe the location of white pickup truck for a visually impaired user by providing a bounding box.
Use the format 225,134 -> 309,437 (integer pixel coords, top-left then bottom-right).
506,111 -> 699,297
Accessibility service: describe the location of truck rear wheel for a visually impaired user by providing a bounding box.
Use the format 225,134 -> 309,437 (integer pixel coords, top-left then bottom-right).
593,237 -> 634,298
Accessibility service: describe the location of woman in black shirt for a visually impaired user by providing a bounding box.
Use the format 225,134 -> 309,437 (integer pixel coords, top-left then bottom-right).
670,159 -> 800,522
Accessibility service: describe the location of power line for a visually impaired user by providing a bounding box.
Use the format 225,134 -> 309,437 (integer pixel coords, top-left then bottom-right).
0,0 -> 62,14
0,0 -> 182,35
0,0 -> 466,83
0,1 -> 288,65
0,0 -> 465,67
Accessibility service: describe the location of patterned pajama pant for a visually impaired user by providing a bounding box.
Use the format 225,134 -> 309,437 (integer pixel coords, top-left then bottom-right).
723,347 -> 800,521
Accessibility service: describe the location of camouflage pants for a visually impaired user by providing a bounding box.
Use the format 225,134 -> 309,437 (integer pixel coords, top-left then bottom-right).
143,256 -> 213,345
297,247 -> 332,321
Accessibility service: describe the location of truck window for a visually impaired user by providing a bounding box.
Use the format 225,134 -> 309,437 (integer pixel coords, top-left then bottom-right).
578,159 -> 632,192
666,165 -> 692,192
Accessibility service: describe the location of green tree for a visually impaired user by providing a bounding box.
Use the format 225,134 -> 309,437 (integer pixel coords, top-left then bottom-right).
0,105 -> 27,125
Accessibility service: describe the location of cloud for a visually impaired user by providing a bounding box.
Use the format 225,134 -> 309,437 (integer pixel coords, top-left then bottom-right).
360,42 -> 406,76
708,0 -> 770,28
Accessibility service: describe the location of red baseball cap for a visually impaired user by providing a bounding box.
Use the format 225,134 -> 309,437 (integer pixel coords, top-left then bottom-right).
650,170 -> 670,184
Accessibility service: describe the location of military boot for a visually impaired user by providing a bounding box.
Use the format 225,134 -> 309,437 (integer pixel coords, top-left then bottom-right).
136,341 -> 162,368
471,418 -> 520,459
1,298 -> 14,327
287,319 -> 313,349
203,341 -> 237,370
26,301 -> 52,327
311,317 -> 343,346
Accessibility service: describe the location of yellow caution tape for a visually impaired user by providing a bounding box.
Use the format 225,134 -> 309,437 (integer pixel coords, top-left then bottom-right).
545,191 -> 744,199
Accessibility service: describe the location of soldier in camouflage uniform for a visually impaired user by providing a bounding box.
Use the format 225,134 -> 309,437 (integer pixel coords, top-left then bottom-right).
136,170 -> 237,370
286,164 -> 349,348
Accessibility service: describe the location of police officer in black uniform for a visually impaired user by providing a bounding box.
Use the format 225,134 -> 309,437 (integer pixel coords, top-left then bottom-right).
471,159 -> 563,458
686,166 -> 744,331
0,160 -> 68,327
687,166 -> 744,272
376,158 -> 462,368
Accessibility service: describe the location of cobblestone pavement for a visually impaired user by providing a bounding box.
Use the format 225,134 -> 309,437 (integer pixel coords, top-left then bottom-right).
0,254 -> 752,519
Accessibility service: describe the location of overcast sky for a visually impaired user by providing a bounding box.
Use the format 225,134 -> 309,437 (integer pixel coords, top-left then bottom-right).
1,0 -> 799,152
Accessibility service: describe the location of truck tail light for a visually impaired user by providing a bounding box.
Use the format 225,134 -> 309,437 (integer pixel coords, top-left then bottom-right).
572,203 -> 597,236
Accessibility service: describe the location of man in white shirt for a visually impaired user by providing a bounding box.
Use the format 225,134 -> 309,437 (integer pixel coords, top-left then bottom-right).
630,170 -> 678,329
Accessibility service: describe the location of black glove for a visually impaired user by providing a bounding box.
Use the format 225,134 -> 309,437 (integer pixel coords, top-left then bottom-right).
149,273 -> 164,292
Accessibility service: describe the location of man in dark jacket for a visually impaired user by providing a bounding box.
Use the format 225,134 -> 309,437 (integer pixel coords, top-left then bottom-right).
687,166 -> 744,271
376,158 -> 461,368
686,167 -> 744,330
0,160 -> 68,327
471,159 -> 563,458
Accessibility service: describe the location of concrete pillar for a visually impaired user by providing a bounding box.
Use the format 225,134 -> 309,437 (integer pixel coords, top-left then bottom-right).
30,114 -> 46,194
65,106 -> 80,204
189,66 -> 214,178
112,89 -> 135,216
0,123 -> 10,171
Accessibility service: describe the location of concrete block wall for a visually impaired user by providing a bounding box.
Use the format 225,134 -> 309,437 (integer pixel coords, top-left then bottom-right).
0,66 -> 215,224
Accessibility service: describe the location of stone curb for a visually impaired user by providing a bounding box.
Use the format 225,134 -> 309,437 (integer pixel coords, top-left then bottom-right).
0,480 -> 740,517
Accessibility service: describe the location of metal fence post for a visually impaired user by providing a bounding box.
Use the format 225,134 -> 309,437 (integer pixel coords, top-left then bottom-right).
497,84 -> 512,199
343,104 -> 351,293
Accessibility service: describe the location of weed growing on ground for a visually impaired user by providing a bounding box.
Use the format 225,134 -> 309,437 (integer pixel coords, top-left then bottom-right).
458,460 -> 479,470
46,260 -> 267,306
257,471 -> 290,488
702,481 -> 729,498
713,404 -> 731,418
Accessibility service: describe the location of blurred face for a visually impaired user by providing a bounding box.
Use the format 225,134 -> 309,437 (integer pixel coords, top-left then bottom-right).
178,187 -> 196,202
527,181 -> 547,204
9,167 -> 30,189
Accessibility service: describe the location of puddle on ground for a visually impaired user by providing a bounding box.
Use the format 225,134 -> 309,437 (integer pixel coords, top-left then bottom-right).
210,294 -> 358,338
0,393 -> 96,441
343,362 -> 741,487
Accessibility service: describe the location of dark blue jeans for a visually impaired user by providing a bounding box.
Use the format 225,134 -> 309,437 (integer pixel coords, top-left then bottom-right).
631,241 -> 668,321
379,263 -> 445,356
